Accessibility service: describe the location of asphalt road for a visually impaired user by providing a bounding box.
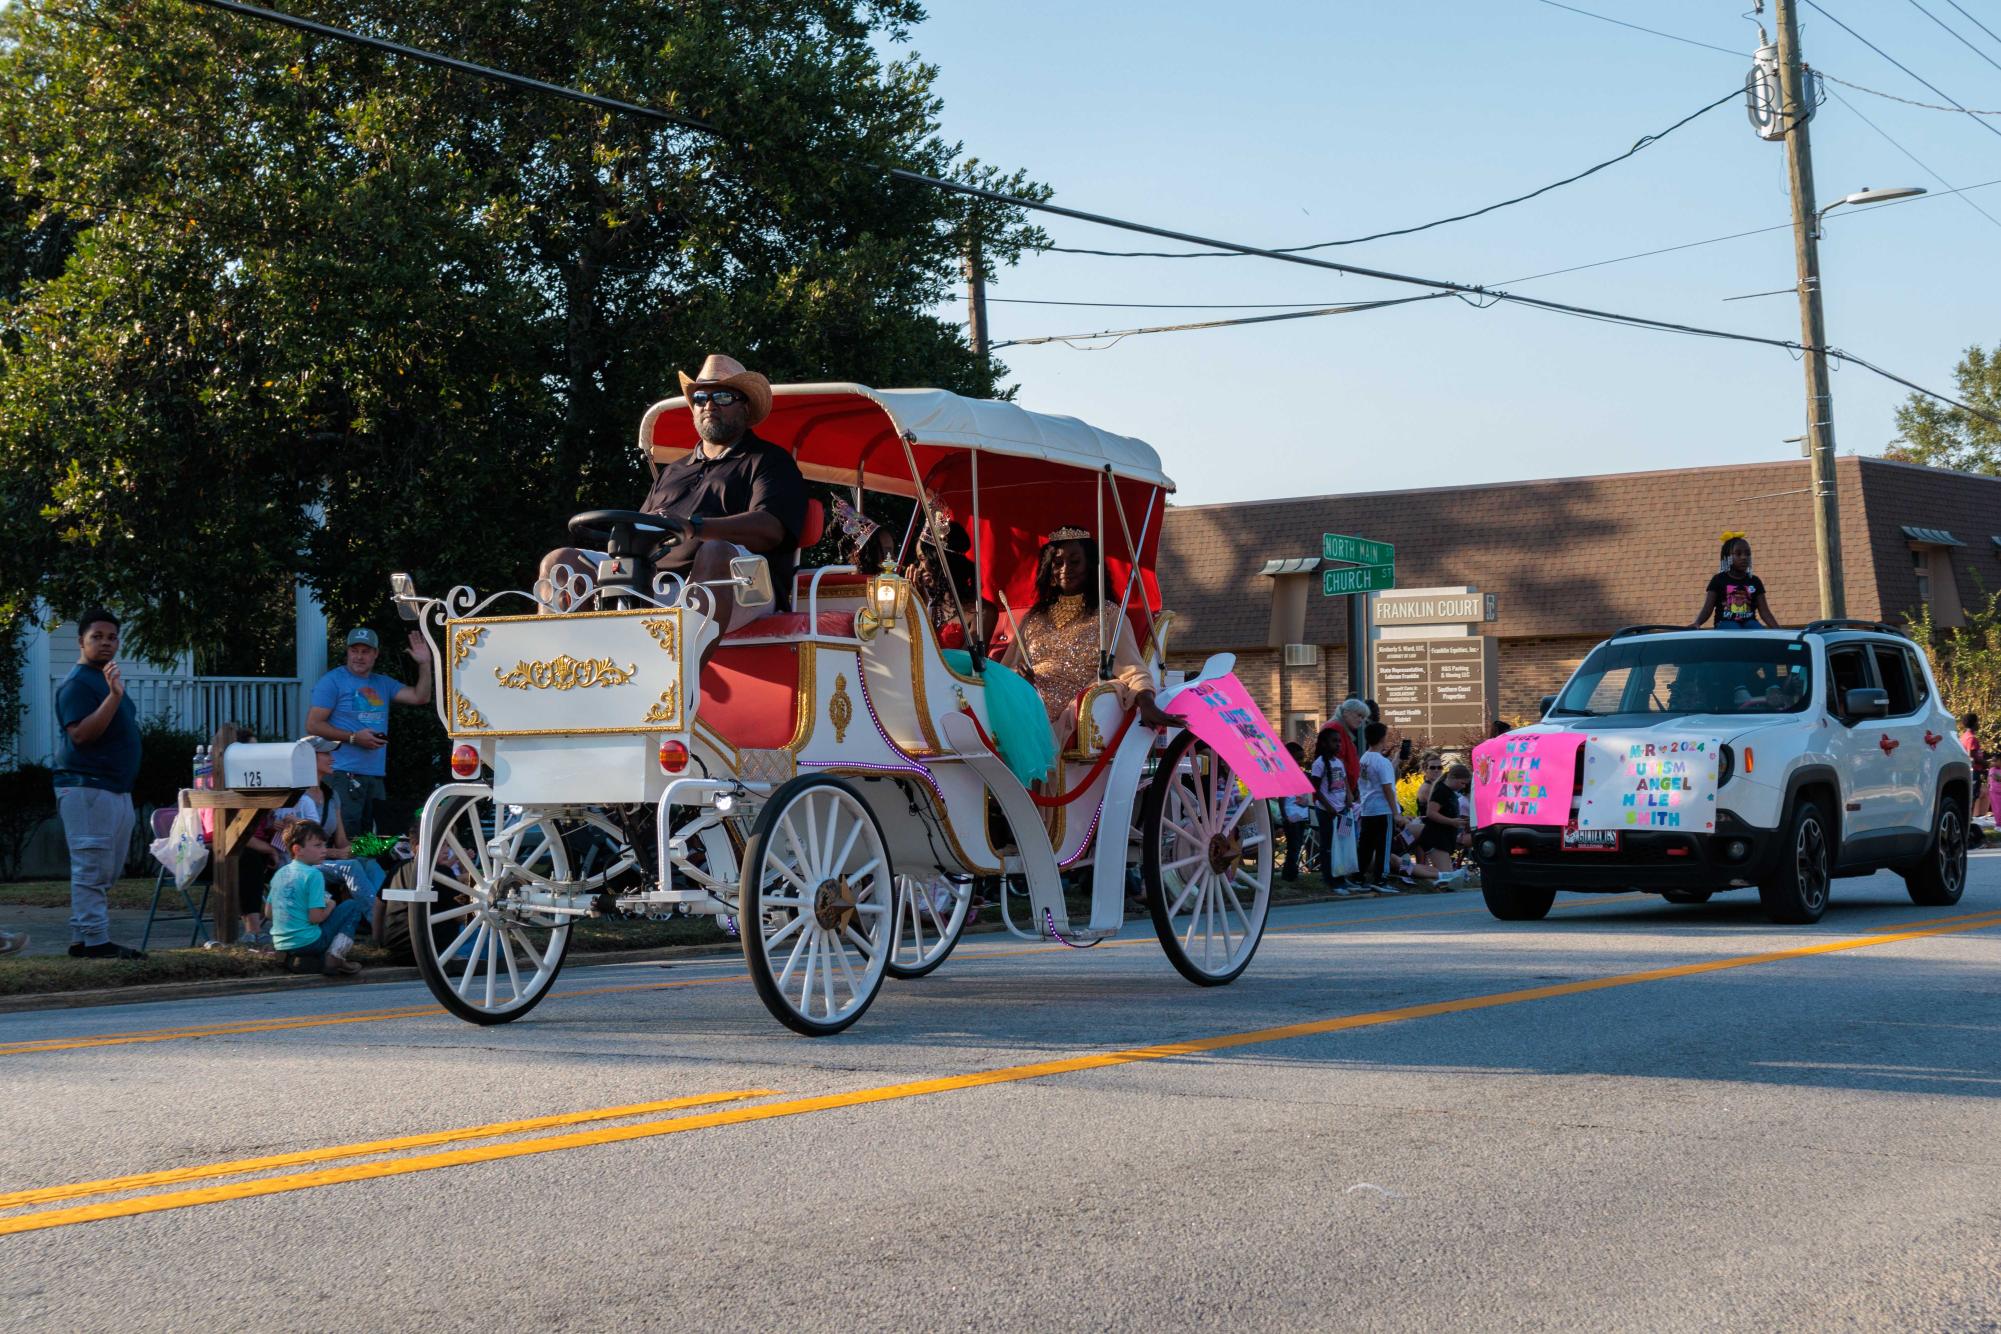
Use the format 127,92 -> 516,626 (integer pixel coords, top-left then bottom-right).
4,855 -> 1999,1332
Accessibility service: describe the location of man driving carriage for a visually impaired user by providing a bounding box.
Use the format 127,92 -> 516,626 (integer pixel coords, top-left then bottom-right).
538,353 -> 807,635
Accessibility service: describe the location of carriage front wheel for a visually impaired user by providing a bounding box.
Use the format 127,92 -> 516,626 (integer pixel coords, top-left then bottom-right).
1140,729 -> 1274,986
739,775 -> 896,1036
411,788 -> 576,1025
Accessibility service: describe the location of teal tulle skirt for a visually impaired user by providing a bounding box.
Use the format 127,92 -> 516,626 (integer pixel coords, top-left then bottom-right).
942,651 -> 1057,787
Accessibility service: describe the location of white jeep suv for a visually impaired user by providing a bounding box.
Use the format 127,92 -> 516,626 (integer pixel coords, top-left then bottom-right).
1472,621 -> 1973,924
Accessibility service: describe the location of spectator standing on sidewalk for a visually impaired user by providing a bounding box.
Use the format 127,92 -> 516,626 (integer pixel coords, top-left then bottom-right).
1308,728 -> 1356,892
1279,741 -> 1315,881
1356,723 -> 1400,894
307,628 -> 433,834
54,609 -> 146,960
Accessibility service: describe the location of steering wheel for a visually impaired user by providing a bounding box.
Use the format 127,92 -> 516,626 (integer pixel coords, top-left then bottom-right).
567,509 -> 691,554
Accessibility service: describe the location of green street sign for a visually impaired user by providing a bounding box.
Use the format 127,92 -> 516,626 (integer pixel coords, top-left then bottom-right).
1322,533 -> 1395,567
1322,563 -> 1397,595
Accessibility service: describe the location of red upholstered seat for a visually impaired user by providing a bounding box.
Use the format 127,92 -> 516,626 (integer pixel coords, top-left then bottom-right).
699,608 -> 854,750
719,610 -> 857,641
700,645 -> 801,750
796,498 -> 825,549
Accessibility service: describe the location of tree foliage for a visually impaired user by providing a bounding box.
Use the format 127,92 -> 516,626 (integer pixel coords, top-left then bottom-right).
1887,342 -> 2001,478
0,0 -> 1045,669
1907,585 -> 2001,750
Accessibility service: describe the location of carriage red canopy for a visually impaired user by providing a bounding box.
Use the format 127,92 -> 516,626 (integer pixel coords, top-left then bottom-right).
641,383 -> 1171,647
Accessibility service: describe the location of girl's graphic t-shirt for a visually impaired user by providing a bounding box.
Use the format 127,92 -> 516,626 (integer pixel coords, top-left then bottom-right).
1707,570 -> 1766,626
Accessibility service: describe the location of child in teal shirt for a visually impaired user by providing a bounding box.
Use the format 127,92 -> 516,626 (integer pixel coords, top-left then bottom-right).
268,820 -> 367,975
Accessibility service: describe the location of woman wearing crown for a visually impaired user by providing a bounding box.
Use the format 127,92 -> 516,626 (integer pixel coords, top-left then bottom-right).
1003,526 -> 1176,747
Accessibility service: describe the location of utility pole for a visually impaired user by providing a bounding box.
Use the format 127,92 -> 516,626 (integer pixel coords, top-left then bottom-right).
962,220 -> 989,362
1774,0 -> 1845,618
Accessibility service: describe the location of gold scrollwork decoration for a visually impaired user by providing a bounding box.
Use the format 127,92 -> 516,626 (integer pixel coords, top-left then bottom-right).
829,673 -> 854,744
641,617 -> 678,659
451,689 -> 488,731
643,683 -> 681,726
449,626 -> 487,668
493,655 -> 639,691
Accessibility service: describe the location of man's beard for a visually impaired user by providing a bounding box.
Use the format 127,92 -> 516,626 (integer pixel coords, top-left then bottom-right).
695,416 -> 743,447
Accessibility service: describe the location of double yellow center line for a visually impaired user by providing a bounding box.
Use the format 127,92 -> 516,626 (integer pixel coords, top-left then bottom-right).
4,905 -> 1994,1238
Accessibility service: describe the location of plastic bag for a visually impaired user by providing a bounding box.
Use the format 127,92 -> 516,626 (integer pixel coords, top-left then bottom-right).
1324,811 -> 1360,879
150,804 -> 209,890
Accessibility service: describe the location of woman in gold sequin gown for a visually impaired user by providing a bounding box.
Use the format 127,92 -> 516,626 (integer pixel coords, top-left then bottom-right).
1002,528 -> 1174,747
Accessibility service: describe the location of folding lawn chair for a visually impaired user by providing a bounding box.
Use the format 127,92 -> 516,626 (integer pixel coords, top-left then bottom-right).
142,802 -> 212,949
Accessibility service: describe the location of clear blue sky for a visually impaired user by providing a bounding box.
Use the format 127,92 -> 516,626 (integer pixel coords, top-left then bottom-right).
893,1 -> 2001,505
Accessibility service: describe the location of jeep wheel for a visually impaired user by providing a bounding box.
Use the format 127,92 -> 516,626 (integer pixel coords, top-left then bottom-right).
1758,799 -> 1831,924
1482,879 -> 1557,921
1660,890 -> 1712,905
1903,796 -> 1967,907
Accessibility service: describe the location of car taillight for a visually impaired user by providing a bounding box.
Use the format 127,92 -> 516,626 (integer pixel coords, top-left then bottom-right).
450,744 -> 481,779
658,739 -> 689,773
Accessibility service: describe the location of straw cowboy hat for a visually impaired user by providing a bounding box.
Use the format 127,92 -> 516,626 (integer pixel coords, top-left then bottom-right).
677,354 -> 773,426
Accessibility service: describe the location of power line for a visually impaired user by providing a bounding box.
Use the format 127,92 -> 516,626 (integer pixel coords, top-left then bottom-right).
989,177 -> 2001,315
172,0 -> 2000,426
1904,0 -> 2001,75
1800,0 -> 2001,142
1820,71 -> 2001,115
991,295 -> 1452,350
1943,0 -> 2001,52
1825,87 -> 2001,233
1527,0 -> 1744,58
1047,87 -> 1742,260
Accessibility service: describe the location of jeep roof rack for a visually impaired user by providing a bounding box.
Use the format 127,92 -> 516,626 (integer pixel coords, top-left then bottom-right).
1800,618 -> 1907,639
1609,624 -> 1691,638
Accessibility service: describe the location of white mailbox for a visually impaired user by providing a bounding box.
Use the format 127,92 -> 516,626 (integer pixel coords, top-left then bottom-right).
221,740 -> 317,791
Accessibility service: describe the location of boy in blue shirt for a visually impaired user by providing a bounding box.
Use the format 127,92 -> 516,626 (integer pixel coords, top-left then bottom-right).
55,609 -> 146,959
268,820 -> 367,975
306,627 -> 433,834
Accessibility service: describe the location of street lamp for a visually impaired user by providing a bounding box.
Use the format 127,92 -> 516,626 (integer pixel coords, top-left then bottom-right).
1813,185 -> 1926,238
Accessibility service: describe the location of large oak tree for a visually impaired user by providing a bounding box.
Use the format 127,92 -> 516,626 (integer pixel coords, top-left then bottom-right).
0,0 -> 1044,671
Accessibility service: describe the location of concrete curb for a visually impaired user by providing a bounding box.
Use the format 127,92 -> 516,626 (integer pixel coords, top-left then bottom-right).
0,885 -> 1389,1016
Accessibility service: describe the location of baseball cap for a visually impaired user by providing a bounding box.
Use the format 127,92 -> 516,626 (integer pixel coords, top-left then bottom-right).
345,628 -> 380,650
303,735 -> 342,753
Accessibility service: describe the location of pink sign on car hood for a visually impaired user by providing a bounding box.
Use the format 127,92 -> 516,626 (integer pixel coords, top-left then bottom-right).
1472,732 -> 1584,827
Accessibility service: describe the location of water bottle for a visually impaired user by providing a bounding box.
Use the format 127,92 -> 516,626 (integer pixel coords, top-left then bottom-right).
193,745 -> 211,790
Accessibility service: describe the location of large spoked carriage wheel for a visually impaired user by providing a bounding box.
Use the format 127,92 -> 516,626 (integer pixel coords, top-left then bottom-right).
885,874 -> 973,980
1140,729 -> 1274,986
412,788 -> 576,1026
740,776 -> 896,1036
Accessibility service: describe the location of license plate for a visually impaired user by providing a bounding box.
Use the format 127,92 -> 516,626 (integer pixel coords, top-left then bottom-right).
1562,825 -> 1618,852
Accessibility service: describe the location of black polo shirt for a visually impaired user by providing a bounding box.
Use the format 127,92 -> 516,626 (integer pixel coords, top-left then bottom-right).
641,431 -> 808,610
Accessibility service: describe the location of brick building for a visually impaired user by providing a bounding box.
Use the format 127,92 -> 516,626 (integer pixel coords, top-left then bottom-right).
1156,456 -> 2001,746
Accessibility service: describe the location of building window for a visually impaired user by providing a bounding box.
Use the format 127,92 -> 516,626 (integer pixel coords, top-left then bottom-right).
1911,548 -> 1930,606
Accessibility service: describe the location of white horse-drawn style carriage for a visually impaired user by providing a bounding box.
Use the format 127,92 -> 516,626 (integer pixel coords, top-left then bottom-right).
386,385 -> 1304,1035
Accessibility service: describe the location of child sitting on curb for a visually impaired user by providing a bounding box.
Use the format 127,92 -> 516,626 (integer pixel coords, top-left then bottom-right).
268,819 -> 367,976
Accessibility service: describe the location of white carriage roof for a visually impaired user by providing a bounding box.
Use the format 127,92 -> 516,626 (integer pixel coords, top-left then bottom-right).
639,382 -> 1175,493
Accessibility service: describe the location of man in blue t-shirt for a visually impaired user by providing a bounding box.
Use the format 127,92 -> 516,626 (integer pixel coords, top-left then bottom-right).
306,627 -> 433,834
54,609 -> 146,959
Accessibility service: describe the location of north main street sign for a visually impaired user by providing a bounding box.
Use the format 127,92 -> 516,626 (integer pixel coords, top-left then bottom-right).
1322,533 -> 1395,567
1322,563 -> 1397,596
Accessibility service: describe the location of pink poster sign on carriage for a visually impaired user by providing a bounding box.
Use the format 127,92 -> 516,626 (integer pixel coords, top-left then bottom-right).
1471,732 -> 1584,827
1162,674 -> 1312,799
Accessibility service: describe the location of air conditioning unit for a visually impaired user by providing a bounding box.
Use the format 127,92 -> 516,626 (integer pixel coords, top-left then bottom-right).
1282,643 -> 1318,668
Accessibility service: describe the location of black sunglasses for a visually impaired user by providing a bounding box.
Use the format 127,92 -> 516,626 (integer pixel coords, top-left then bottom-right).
690,388 -> 747,408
